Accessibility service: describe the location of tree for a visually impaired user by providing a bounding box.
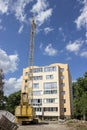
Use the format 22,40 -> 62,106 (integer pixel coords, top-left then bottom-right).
0,95 -> 7,110
6,90 -> 21,114
73,72 -> 87,120
80,92 -> 87,120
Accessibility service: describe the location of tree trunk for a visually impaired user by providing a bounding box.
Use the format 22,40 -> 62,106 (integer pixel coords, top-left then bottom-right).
83,114 -> 86,120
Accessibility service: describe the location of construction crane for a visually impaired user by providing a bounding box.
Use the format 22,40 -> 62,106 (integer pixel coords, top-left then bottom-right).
15,18 -> 38,124
20,17 -> 36,107
28,17 -> 36,106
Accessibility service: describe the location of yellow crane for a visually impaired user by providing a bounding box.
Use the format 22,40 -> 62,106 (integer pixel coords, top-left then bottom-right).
15,18 -> 38,125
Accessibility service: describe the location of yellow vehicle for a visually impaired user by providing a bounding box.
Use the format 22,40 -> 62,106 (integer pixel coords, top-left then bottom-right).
15,93 -> 38,124
15,18 -> 38,124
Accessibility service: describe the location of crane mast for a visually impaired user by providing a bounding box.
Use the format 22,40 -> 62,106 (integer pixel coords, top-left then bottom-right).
28,18 -> 36,106
29,18 -> 36,68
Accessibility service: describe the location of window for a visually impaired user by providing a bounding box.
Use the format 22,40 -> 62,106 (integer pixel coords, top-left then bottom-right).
25,80 -> 27,83
33,68 -> 43,73
44,90 -> 57,94
62,99 -> 66,104
34,107 -> 42,112
44,107 -> 58,112
44,98 -> 58,103
33,91 -> 42,96
44,82 -> 57,89
33,99 -> 42,105
61,108 -> 66,112
25,72 -> 28,76
61,91 -> 65,95
29,68 -> 43,73
46,75 -> 53,79
44,82 -> 57,94
61,83 -> 65,87
33,76 -> 42,80
33,83 -> 39,89
60,68 -> 64,72
44,66 -> 56,72
60,76 -> 64,80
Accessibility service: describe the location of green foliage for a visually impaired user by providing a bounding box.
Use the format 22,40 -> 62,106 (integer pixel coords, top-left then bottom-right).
6,90 -> 21,114
80,93 -> 87,120
0,95 -> 7,110
73,72 -> 87,120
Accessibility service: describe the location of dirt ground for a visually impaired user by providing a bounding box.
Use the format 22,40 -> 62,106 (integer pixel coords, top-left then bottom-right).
17,120 -> 87,130
17,122 -> 69,130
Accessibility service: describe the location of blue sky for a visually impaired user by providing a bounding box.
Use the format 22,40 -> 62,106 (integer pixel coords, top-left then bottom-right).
0,0 -> 87,96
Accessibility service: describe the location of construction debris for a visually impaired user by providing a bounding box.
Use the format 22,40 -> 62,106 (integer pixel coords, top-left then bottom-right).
0,111 -> 18,130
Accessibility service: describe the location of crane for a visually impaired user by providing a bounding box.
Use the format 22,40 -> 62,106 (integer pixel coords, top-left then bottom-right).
28,17 -> 36,106
21,17 -> 36,106
15,18 -> 38,124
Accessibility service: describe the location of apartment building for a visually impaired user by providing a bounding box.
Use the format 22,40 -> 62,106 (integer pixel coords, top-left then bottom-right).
22,63 -> 73,120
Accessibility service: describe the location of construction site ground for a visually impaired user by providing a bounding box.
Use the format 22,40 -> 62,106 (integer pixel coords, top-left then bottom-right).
17,121 -> 69,130
17,120 -> 87,130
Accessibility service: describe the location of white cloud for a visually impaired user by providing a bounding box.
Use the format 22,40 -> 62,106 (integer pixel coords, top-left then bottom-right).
0,25 -> 6,31
75,0 -> 87,40
75,0 -> 87,29
12,0 -> 32,22
80,51 -> 87,57
0,0 -> 32,23
58,27 -> 63,31
31,0 -> 48,13
58,27 -> 66,41
66,40 -> 83,53
0,0 -> 9,14
35,9 -> 52,26
0,0 -> 52,32
0,25 -> 3,30
31,0 -> 53,26
18,25 -> 24,34
4,76 -> 22,96
44,44 -> 58,56
0,19 -> 6,31
44,27 -> 54,34
0,48 -> 19,73
66,57 -> 72,61
39,43 -> 43,50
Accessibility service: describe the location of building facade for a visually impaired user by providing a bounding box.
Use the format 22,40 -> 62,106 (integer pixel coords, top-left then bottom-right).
22,63 -> 73,120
